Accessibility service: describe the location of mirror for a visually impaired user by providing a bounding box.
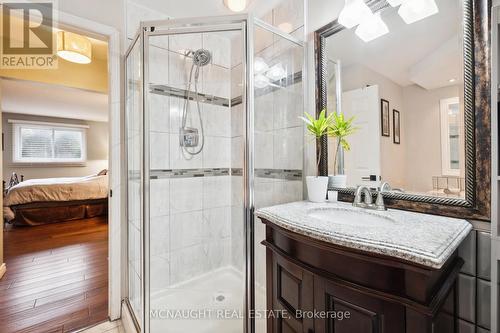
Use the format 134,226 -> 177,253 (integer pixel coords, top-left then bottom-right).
326,0 -> 464,197
315,0 -> 491,220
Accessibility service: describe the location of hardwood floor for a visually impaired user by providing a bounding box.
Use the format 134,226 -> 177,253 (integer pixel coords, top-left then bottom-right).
1,216 -> 109,333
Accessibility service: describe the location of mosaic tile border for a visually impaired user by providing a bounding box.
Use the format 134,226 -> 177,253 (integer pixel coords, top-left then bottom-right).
150,168 -> 230,179
129,168 -> 302,180
233,168 -> 302,181
149,70 -> 303,108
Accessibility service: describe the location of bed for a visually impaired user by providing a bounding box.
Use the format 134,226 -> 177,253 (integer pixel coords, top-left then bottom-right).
3,174 -> 108,226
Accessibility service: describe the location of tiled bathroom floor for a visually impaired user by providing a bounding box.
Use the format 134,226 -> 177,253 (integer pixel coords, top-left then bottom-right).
151,267 -> 266,333
79,320 -> 124,333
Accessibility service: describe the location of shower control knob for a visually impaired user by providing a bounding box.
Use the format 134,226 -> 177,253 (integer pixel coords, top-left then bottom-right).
180,127 -> 200,148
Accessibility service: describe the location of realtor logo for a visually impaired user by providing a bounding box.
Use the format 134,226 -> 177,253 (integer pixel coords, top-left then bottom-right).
1,1 -> 58,69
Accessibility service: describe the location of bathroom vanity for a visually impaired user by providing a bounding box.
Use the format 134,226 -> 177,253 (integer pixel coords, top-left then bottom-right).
256,201 -> 472,333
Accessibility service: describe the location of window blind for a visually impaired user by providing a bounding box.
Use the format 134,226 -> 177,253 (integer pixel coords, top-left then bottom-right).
13,122 -> 86,163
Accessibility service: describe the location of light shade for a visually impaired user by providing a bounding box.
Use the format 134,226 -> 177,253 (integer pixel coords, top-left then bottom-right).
266,63 -> 286,81
386,0 -> 404,7
254,57 -> 269,74
223,0 -> 247,12
57,31 -> 92,64
355,12 -> 389,42
254,74 -> 270,89
338,0 -> 373,29
398,0 -> 439,24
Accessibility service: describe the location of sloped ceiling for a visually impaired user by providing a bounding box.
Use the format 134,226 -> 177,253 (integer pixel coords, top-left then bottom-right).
327,0 -> 462,90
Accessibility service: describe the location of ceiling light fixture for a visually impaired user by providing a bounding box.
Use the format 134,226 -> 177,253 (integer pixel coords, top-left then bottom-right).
254,57 -> 269,74
266,64 -> 286,81
338,0 -> 373,29
398,0 -> 439,24
223,0 -> 247,12
254,74 -> 270,89
355,12 -> 389,42
57,31 -> 92,64
386,0 -> 404,7
278,22 -> 294,34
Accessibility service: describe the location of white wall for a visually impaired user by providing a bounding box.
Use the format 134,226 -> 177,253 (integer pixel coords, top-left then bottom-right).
402,84 -> 463,193
2,113 -> 109,181
328,62 -> 465,194
58,0 -> 125,43
342,64 -> 406,189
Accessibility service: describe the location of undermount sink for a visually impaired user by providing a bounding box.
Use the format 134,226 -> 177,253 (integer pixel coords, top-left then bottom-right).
306,207 -> 396,227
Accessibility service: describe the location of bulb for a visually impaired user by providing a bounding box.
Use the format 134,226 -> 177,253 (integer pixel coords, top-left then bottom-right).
278,22 -> 293,33
224,0 -> 247,12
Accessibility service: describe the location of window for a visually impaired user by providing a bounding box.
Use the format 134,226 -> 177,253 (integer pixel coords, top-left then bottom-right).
11,120 -> 87,164
440,97 -> 462,176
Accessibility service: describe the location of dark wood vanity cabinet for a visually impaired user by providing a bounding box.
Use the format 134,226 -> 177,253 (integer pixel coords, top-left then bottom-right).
262,219 -> 463,333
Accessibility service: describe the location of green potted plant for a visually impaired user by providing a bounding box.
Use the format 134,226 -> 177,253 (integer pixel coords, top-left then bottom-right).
300,110 -> 334,202
328,112 -> 358,188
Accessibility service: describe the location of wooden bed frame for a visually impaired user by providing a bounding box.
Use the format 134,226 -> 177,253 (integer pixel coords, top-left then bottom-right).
8,198 -> 108,226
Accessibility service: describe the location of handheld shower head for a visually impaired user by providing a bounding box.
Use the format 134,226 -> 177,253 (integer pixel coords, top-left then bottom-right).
180,48 -> 212,156
192,49 -> 212,67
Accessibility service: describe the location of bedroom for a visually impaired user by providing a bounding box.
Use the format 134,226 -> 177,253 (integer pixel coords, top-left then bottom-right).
0,19 -> 110,330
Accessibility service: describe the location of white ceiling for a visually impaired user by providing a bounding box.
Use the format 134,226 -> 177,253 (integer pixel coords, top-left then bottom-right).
1,79 -> 108,122
327,0 -> 462,90
135,0 -> 285,19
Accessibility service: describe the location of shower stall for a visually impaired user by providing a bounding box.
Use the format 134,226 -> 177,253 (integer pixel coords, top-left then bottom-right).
125,14 -> 304,333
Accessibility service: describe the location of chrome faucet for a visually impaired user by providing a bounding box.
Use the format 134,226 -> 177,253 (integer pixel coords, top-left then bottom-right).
353,186 -> 372,207
353,186 -> 386,211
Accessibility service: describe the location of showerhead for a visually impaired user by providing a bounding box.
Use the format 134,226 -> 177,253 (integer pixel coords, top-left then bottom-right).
192,49 -> 212,67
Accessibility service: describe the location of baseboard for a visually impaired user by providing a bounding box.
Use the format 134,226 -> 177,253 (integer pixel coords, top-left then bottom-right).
121,301 -> 139,333
0,263 -> 6,280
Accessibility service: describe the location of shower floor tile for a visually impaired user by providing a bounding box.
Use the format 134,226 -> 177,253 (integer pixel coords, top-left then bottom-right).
150,267 -> 265,333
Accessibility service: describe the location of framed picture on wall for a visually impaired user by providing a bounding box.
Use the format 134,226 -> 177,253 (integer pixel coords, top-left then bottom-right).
381,99 -> 390,137
393,109 -> 401,144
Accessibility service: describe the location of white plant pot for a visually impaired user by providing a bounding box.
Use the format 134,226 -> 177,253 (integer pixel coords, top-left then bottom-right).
327,190 -> 338,202
329,175 -> 347,188
306,176 -> 329,203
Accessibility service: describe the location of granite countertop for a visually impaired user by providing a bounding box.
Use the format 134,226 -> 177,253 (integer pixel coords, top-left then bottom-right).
255,201 -> 472,269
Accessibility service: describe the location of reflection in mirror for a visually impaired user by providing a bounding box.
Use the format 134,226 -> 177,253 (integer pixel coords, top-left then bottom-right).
325,0 -> 465,199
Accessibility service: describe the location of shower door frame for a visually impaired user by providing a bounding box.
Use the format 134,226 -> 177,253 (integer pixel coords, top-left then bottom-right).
124,14 -> 305,333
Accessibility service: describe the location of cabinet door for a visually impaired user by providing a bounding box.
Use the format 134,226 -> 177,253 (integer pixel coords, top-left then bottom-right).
270,252 -> 314,333
314,277 -> 405,333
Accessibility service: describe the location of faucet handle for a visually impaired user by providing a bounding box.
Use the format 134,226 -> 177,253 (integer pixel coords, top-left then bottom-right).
375,191 -> 386,211
354,186 -> 363,204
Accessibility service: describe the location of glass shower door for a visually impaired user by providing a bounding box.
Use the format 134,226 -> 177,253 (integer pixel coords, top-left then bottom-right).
253,20 -> 305,333
124,15 -> 304,333
144,24 -> 246,333
125,36 -> 144,328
